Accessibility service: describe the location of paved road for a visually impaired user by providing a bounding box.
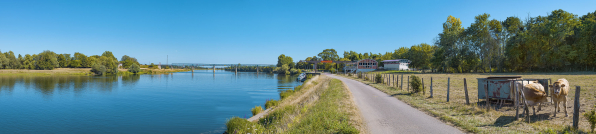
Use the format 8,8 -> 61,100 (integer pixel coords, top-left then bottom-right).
327,74 -> 463,134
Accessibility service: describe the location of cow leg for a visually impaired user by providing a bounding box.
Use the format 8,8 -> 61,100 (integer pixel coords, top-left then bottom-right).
553,101 -> 558,117
564,96 -> 569,117
532,106 -> 536,116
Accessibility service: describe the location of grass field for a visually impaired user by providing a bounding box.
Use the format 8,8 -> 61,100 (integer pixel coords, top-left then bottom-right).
226,76 -> 366,133
342,71 -> 596,133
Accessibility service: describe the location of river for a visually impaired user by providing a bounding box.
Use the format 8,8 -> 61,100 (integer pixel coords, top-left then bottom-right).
0,70 -> 301,133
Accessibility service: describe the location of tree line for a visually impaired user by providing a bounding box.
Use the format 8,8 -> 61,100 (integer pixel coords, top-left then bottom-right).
0,50 -> 141,75
295,9 -> 596,73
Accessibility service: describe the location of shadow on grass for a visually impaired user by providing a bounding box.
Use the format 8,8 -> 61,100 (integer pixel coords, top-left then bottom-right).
390,92 -> 414,96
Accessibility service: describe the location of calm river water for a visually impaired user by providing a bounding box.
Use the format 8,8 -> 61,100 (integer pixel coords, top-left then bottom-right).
0,70 -> 301,133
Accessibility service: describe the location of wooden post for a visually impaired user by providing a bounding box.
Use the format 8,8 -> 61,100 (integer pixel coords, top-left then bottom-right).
573,86 -> 581,129
407,76 -> 410,92
515,81 -> 519,120
401,74 -> 404,90
430,77 -> 433,98
422,78 -> 425,95
464,78 -> 469,105
447,77 -> 450,102
486,81 -> 489,111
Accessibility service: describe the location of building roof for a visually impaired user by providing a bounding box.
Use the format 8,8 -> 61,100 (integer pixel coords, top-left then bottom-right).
381,59 -> 409,62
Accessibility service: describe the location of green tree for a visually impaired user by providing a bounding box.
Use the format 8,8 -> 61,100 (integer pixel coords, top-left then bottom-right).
22,54 -> 35,69
73,52 -> 87,68
0,51 -> 8,69
318,49 -> 339,61
276,54 -> 294,67
90,63 -> 106,75
128,63 -> 141,74
57,54 -> 67,68
35,50 -> 58,70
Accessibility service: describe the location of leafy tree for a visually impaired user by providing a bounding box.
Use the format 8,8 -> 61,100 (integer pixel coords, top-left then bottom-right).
276,54 -> 294,67
0,51 -> 8,69
128,63 -> 141,74
22,54 -> 35,69
90,63 -> 106,75
57,54 -> 67,68
102,51 -> 117,60
73,52 -> 87,68
318,49 -> 339,61
120,55 -> 139,69
35,50 -> 58,70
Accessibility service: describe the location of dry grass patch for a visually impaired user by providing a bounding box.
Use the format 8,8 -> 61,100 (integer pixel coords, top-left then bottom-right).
340,72 -> 596,133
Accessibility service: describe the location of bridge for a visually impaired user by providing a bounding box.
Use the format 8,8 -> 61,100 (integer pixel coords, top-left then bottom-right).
171,63 -> 275,73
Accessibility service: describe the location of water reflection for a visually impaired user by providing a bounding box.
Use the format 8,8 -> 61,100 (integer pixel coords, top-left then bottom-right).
0,75 -> 133,96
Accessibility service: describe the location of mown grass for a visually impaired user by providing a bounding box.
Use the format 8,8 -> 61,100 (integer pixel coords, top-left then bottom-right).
340,72 -> 596,133
226,76 -> 364,133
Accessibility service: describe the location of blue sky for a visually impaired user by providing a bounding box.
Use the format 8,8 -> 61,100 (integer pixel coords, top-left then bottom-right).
1,0 -> 594,64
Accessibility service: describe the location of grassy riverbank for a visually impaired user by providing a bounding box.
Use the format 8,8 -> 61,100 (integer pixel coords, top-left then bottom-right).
226,76 -> 367,133
340,72 -> 596,133
0,68 -> 190,76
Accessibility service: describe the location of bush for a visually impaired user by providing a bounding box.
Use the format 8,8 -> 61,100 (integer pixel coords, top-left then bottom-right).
375,74 -> 382,83
265,99 -> 279,109
280,89 -> 295,100
409,75 -> 422,93
357,73 -> 363,78
294,85 -> 303,91
306,74 -> 313,80
584,104 -> 596,132
226,117 -> 265,134
251,106 -> 264,116
128,63 -> 141,74
90,64 -> 106,75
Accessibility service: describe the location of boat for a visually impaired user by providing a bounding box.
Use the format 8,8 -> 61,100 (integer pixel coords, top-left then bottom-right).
296,73 -> 306,82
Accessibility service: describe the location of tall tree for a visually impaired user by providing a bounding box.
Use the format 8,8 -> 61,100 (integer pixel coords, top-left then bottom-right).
318,49 -> 339,61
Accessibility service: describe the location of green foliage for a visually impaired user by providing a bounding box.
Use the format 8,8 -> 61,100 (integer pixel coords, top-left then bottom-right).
294,85 -> 303,91
280,89 -> 294,100
251,106 -> 264,116
375,74 -> 382,83
409,75 -> 422,93
225,117 -> 265,134
265,99 -> 279,109
0,52 -> 8,69
90,63 -> 106,75
128,63 -> 141,74
57,54 -> 67,68
35,50 -> 58,70
584,104 -> 596,132
275,64 -> 290,74
306,74 -> 313,80
318,49 -> 340,61
120,55 -> 139,69
277,54 -> 295,68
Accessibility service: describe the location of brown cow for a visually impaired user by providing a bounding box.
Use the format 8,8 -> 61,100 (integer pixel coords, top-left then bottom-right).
549,78 -> 569,117
521,82 -> 548,116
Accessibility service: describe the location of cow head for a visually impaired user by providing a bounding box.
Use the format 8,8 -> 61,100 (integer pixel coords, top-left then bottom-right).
549,82 -> 566,95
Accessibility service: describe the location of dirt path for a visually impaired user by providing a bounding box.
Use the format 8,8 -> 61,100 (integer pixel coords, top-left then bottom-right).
327,74 -> 462,134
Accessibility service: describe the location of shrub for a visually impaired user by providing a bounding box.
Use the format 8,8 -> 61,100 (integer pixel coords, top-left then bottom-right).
585,104 -> 596,132
265,99 -> 279,109
280,89 -> 295,100
90,64 -> 106,75
409,75 -> 422,93
128,63 -> 141,74
375,74 -> 382,83
294,85 -> 303,91
306,74 -> 313,80
226,117 -> 265,134
357,73 -> 363,78
251,106 -> 264,116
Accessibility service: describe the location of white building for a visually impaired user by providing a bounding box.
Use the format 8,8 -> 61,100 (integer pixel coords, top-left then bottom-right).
381,59 -> 411,70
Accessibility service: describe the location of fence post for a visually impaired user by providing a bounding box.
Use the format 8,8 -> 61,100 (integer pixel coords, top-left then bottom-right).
573,86 -> 581,129
514,81 -> 519,120
401,74 -> 403,90
486,81 -> 490,111
422,78 -> 425,95
447,77 -> 450,102
407,76 -> 410,92
464,78 -> 469,105
430,77 -> 433,98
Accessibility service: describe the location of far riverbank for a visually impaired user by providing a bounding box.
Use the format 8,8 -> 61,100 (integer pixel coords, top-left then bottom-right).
0,68 -> 190,76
